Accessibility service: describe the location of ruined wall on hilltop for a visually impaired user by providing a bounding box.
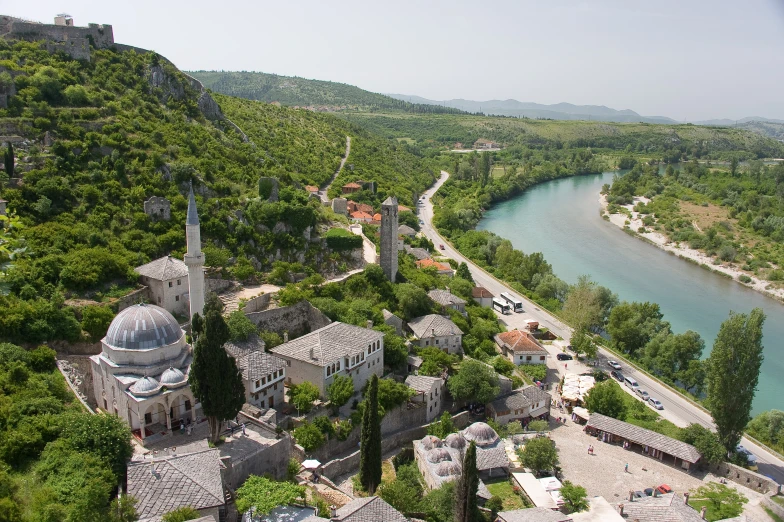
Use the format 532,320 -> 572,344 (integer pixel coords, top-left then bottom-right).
0,15 -> 113,60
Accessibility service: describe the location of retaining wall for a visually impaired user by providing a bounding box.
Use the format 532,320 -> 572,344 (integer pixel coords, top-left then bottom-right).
243,293 -> 272,314
707,461 -> 781,494
762,496 -> 784,518
246,300 -> 331,338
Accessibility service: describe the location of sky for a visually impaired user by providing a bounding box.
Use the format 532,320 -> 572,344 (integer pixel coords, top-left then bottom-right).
7,0 -> 784,121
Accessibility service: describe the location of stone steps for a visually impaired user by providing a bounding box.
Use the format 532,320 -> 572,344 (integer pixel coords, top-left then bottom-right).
219,292 -> 239,314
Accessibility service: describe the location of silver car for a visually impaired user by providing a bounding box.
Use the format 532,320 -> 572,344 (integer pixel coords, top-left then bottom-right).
648,398 -> 663,410
636,389 -> 650,401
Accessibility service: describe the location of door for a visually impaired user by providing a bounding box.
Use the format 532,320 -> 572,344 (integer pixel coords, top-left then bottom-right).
268,396 -> 274,408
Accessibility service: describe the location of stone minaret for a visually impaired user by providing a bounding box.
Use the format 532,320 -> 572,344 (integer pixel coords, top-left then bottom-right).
380,196 -> 398,282
184,185 -> 205,319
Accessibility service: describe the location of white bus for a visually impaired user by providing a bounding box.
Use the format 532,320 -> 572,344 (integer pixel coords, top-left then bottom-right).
500,292 -> 523,313
492,298 -> 511,315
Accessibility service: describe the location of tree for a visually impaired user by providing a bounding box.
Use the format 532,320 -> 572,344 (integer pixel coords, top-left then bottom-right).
189,305 -> 246,443
161,506 -> 200,522
490,355 -> 515,376
290,381 -> 320,414
570,329 -> 597,359
108,496 -> 138,522
518,437 -> 558,475
359,374 -> 382,494
689,483 -> 747,520
607,301 -> 669,356
427,411 -> 457,438
705,308 -> 765,453
560,481 -> 588,514
81,305 -> 116,342
420,481 -> 456,522
641,330 -> 705,392
746,410 -> 784,451
59,413 -> 133,480
395,283 -> 432,320
418,347 -> 457,376
235,476 -> 306,515
562,275 -> 602,332
447,359 -> 500,405
375,378 -> 415,410
327,375 -> 354,413
528,420 -> 549,433
678,424 -> 725,465
3,143 -> 12,178
454,441 -> 479,522
379,462 -> 424,515
584,380 -> 627,420
455,262 -> 473,282
226,310 -> 257,341
383,331 -> 408,370
730,157 -> 739,177
293,421 -> 325,451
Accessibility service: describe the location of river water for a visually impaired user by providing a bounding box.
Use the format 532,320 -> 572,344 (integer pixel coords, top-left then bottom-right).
477,171 -> 783,414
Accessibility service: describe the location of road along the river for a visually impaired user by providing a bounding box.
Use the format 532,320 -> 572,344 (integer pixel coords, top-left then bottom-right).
418,170 -> 784,484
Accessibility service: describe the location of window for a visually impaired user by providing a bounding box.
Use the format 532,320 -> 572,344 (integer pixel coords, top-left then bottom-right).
435,339 -> 439,345
425,340 -> 429,346
177,279 -> 181,285
255,380 -> 260,388
144,412 -> 152,425
526,356 -> 532,361
262,377 -> 266,385
326,367 -> 331,377
368,346 -> 371,355
175,295 -> 179,302
168,281 -> 173,288
274,383 -> 277,390
185,400 -> 191,411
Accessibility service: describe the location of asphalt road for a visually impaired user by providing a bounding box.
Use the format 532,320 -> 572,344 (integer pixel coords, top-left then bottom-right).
418,170 -> 784,485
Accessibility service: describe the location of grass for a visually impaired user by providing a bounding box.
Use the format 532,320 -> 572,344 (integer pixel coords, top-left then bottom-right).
485,478 -> 527,510
764,506 -> 784,522
771,496 -> 784,507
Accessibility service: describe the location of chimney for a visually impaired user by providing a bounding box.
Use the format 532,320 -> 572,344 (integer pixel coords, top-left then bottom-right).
366,320 -> 373,329
701,506 -> 707,520
684,492 -> 690,504
283,332 -> 289,343
618,503 -> 624,516
653,488 -> 660,497
432,328 -> 435,337
629,490 -> 635,502
310,346 -> 314,360
330,505 -> 337,519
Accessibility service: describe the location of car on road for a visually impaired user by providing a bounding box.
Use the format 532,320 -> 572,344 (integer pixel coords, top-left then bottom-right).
439,244 -> 445,250
636,389 -> 650,401
608,360 -> 622,370
419,220 -> 424,224
648,398 -> 664,410
736,445 -> 759,471
610,370 -> 624,382
656,484 -> 672,495
556,353 -> 573,361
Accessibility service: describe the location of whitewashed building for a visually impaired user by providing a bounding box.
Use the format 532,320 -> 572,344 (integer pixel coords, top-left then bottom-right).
408,314 -> 463,354
406,375 -> 445,422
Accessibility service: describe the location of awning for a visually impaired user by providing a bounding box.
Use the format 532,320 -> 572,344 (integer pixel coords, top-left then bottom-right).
301,459 -> 321,470
573,407 -> 590,420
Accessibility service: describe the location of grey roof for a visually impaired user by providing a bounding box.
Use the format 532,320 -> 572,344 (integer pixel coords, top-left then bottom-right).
477,479 -> 492,500
497,507 -> 572,522
334,496 -> 407,522
398,224 -> 417,236
382,196 -> 398,207
237,351 -> 287,382
270,322 -> 384,367
617,493 -> 706,522
490,386 -> 551,411
408,314 -> 463,338
407,355 -> 423,368
405,246 -> 431,260
428,289 -> 466,307
225,335 -> 266,360
134,255 -> 189,281
187,184 -> 199,225
104,304 -> 183,350
382,309 -> 402,323
405,375 -> 443,394
587,413 -> 702,463
128,449 -> 224,520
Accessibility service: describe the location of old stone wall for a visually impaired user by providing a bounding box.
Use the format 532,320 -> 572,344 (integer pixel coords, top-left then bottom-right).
707,461 -> 781,494
114,286 -> 150,312
762,495 -> 784,518
246,300 -> 331,338
1,16 -> 114,59
381,401 -> 428,434
243,293 -> 272,314
221,434 -> 292,489
143,196 -> 171,220
49,339 -> 101,356
206,278 -> 233,294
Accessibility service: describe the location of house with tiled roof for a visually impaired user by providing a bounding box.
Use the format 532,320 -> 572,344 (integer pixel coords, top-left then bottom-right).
428,289 -> 466,315
382,309 -> 404,336
305,185 -> 319,194
330,496 -> 408,522
134,255 -> 190,316
415,258 -> 453,276
341,182 -> 362,194
225,336 -> 286,414
350,211 -> 373,223
471,286 -> 494,307
127,448 -> 226,522
270,322 -> 385,396
408,314 -> 463,354
496,507 -> 572,522
487,386 -> 551,425
495,329 -> 548,365
398,224 -> 417,237
398,204 -> 412,213
406,375 -> 445,422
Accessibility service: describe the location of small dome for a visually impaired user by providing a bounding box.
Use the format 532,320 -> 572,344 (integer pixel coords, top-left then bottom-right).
160,367 -> 186,387
435,461 -> 461,477
463,422 -> 499,446
420,435 -> 442,450
130,376 -> 160,396
427,448 -> 452,464
104,304 -> 183,350
444,433 -> 467,449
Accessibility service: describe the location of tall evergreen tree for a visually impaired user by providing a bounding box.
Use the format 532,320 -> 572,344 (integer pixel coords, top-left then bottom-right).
3,143 -> 13,177
189,300 -> 246,443
706,308 -> 765,453
454,441 -> 478,522
359,374 -> 382,493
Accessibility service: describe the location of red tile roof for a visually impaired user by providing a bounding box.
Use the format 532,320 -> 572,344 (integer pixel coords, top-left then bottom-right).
471,287 -> 494,299
343,182 -> 362,189
398,205 -> 411,212
357,203 -> 374,213
350,211 -> 373,221
497,330 -> 547,353
305,185 -> 319,192
416,259 -> 452,272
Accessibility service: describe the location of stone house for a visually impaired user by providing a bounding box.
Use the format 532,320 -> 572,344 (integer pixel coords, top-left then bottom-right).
408,314 -> 463,354
416,258 -> 454,276
225,336 -> 286,413
428,289 -> 467,315
382,309 -> 404,336
143,195 -> 171,221
471,286 -> 494,307
486,386 -> 551,426
134,256 -> 190,316
342,182 -> 362,194
270,322 -> 385,397
398,224 -> 417,237
406,375 -> 445,422
495,329 -> 548,365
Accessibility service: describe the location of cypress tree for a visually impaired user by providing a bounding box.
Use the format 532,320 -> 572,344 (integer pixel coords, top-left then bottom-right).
3,143 -> 13,177
359,374 -> 382,493
454,441 -> 479,522
189,301 -> 246,443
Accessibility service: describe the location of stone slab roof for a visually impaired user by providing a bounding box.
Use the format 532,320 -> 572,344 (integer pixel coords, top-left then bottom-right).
471,286 -> 494,298
489,386 -> 551,411
405,375 -> 443,394
270,322 -> 384,367
428,289 -> 466,307
408,314 -> 463,339
587,413 -> 702,463
128,448 -> 224,521
616,493 -> 705,522
135,255 -> 189,281
405,246 -> 431,260
496,330 -> 547,354
382,309 -> 402,322
497,507 -> 572,522
334,496 -> 407,522
398,224 -> 417,236
224,335 -> 265,360
237,351 -> 287,382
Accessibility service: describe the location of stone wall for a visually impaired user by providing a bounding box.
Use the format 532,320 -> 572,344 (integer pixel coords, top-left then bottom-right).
143,196 -> 171,220
707,461 -> 781,494
246,300 -> 331,338
762,495 -> 784,518
1,16 -> 114,60
243,293 -> 272,314
206,278 -> 233,294
221,434 -> 292,489
49,339 -> 101,356
114,286 -> 150,312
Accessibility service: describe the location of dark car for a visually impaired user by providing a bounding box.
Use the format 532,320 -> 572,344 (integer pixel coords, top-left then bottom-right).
556,353 -> 573,361
611,370 -> 624,382
644,488 -> 654,497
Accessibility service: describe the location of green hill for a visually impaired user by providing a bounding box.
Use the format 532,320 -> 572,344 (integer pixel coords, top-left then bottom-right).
189,70 -> 465,114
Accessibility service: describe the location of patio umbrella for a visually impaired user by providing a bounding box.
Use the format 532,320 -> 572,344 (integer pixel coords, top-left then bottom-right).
301,459 -> 321,470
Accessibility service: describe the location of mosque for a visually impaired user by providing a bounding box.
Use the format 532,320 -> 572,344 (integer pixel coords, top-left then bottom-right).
89,186 -> 205,442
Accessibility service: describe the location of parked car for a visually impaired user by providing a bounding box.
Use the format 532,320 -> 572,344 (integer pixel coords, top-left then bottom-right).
655,484 -> 672,494
648,398 -> 664,410
608,360 -> 622,370
419,220 -> 424,224
643,488 -> 654,497
636,389 -> 650,401
610,370 -> 624,382
633,491 -> 645,499
736,445 -> 759,471
556,353 -> 573,361
439,244 -> 445,250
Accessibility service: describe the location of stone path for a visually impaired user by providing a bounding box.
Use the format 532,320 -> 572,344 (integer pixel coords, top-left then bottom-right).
320,136 -> 352,203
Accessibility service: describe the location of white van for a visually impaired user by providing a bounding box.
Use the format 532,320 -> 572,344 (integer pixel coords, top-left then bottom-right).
624,376 -> 639,391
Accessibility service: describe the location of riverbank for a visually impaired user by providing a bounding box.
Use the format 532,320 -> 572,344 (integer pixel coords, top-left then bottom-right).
599,193 -> 784,303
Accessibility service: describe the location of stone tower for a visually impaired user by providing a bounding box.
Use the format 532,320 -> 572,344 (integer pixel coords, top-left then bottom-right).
184,185 -> 205,319
380,196 -> 399,282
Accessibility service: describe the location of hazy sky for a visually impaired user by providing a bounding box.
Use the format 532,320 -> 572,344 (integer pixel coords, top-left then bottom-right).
8,1 -> 784,121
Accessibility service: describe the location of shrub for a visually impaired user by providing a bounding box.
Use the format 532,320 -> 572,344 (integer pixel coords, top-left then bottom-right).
520,364 -> 547,383
226,310 -> 257,341
325,228 -> 363,251
738,274 -> 752,284
293,421 -> 325,451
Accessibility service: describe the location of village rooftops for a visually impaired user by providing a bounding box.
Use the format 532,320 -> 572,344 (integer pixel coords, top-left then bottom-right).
587,413 -> 702,464
350,211 -> 373,221
342,182 -> 362,189
398,224 -> 417,236
134,255 -> 189,281
236,350 -> 286,382
405,374 -> 443,395
408,314 -> 463,339
496,330 -> 548,354
224,335 -> 266,361
333,496 -> 407,522
490,386 -> 551,412
405,246 -> 431,261
614,493 -> 705,522
270,322 -> 384,367
427,289 -> 466,307
415,258 -> 453,272
471,286 -> 494,299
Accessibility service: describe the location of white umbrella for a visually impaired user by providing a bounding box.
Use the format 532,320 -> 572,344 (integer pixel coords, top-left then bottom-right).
301,459 -> 321,470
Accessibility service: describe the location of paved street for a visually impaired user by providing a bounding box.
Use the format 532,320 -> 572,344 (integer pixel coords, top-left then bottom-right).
418,170 -> 784,485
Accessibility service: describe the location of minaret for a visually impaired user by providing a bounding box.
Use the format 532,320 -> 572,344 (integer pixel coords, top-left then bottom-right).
184,184 -> 205,320
380,196 -> 398,282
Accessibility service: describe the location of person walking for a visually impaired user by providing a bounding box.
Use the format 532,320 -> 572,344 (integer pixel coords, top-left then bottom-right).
625,463 -> 629,473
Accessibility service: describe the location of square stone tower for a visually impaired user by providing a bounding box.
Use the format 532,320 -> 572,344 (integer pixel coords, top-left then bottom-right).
380,196 -> 399,282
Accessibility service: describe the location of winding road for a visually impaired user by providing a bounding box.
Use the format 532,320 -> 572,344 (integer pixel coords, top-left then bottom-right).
319,136 -> 351,204
419,170 -> 784,485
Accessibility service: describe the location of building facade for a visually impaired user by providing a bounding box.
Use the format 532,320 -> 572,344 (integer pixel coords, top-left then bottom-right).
496,330 -> 548,365
471,286 -> 494,307
487,386 -> 551,426
380,196 -> 399,282
408,314 -> 463,354
406,375 -> 445,422
225,337 -> 286,412
428,289 -> 467,315
134,256 -> 190,316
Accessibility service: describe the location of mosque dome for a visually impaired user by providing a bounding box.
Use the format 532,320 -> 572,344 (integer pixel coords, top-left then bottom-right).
104,304 -> 183,350
130,376 -> 160,396
444,433 -> 467,450
160,367 -> 187,388
420,435 -> 442,450
463,422 -> 499,446
435,461 -> 461,477
427,448 -> 453,464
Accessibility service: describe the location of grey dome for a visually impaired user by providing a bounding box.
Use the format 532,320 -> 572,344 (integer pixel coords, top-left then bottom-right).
435,461 -> 461,477
130,376 -> 160,395
444,433 -> 467,449
463,422 -> 499,446
420,435 -> 442,450
427,448 -> 452,463
160,367 -> 186,387
105,304 -> 182,350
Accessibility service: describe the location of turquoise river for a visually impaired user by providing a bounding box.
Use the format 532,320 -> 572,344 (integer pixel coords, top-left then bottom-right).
477,171 -> 783,415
